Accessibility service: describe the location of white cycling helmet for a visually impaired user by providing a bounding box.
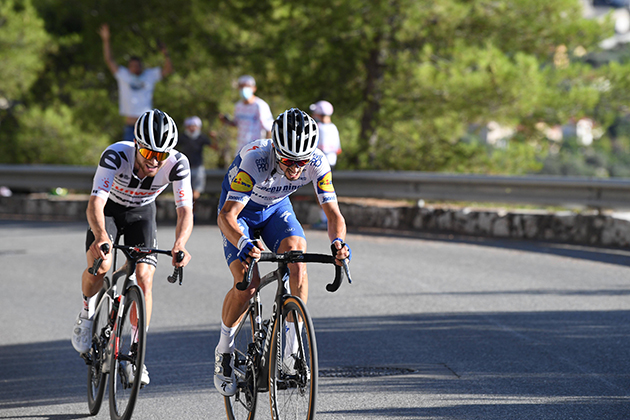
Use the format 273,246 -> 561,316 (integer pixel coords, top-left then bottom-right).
134,109 -> 178,152
272,108 -> 319,161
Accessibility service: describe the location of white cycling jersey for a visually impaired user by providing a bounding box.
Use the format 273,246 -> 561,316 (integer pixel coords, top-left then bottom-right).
222,139 -> 337,208
91,141 -> 193,208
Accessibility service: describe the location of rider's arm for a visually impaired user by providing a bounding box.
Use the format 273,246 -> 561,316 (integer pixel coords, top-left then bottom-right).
172,205 -> 193,268
322,200 -> 350,263
218,200 -> 262,261
86,195 -> 111,259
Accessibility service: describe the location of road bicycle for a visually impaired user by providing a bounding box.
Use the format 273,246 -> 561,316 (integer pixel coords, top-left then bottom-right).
224,245 -> 352,420
82,241 -> 184,420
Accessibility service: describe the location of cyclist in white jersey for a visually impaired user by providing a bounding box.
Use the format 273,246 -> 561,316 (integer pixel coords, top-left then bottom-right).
213,108 -> 351,396
71,109 -> 194,386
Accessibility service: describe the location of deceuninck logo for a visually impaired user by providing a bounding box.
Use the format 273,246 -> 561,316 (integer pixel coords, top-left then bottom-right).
317,172 -> 335,194
230,171 -> 254,192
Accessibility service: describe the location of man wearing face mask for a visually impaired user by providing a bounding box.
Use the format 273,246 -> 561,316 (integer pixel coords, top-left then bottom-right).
219,75 -> 274,155
177,116 -> 215,203
99,23 -> 173,142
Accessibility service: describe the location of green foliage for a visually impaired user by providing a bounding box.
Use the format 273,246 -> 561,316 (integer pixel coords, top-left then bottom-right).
5,0 -> 630,177
9,104 -> 109,164
0,0 -> 52,102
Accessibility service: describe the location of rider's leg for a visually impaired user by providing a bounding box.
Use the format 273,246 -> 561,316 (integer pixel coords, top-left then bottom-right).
81,248 -> 111,299
218,259 -> 259,352
277,235 -> 308,304
135,262 -> 156,328
276,236 -> 307,358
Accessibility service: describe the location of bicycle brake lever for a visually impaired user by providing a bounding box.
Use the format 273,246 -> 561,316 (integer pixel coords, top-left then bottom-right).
88,243 -> 111,275
341,258 -> 352,284
167,251 -> 185,285
167,267 -> 183,285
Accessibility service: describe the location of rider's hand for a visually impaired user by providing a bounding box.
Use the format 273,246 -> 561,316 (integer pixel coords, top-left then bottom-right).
171,246 -> 191,268
237,237 -> 262,263
331,238 -> 351,266
90,235 -> 111,260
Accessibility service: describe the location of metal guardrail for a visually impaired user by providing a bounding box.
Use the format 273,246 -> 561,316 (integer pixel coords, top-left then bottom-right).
2,164 -> 630,209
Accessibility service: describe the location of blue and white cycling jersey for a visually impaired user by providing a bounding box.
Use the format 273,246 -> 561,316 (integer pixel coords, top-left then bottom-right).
219,139 -> 337,264
220,138 -> 337,210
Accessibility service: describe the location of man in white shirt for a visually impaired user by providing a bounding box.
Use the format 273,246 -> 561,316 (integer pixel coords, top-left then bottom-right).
219,75 -> 274,155
99,23 -> 173,142
310,100 -> 341,228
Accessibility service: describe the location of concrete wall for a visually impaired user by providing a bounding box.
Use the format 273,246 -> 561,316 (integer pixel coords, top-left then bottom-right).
2,194 -> 630,248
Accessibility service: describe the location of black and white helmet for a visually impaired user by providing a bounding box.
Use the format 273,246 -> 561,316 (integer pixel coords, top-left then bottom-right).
134,109 -> 178,152
272,108 -> 319,161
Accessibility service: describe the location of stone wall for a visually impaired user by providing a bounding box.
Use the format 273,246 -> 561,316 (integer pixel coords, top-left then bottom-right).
2,194 -> 630,248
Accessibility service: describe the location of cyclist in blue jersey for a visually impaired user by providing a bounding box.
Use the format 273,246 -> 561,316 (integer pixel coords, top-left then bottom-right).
71,109 -> 194,386
213,108 -> 351,396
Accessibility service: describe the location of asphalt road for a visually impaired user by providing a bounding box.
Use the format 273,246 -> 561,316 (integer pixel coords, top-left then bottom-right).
1,220 -> 630,420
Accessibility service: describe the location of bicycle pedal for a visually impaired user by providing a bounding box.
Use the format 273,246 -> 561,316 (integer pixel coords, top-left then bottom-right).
80,352 -> 92,365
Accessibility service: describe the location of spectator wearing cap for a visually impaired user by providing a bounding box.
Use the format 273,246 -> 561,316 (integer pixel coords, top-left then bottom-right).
98,23 -> 173,142
177,116 -> 216,203
218,75 -> 274,155
310,100 -> 341,168
310,100 -> 341,229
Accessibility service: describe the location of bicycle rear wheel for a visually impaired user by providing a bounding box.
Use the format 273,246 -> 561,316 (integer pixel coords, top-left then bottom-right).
269,296 -> 318,420
109,285 -> 146,420
224,308 -> 257,420
87,282 -> 110,415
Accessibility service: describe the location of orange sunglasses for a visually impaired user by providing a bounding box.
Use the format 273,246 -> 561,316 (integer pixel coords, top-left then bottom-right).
137,147 -> 170,162
277,156 -> 310,167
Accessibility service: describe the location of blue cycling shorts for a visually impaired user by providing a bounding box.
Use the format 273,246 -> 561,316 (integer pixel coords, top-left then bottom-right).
221,197 -> 306,266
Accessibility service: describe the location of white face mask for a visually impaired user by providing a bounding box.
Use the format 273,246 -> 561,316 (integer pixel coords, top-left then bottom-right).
186,127 -> 201,139
240,87 -> 254,100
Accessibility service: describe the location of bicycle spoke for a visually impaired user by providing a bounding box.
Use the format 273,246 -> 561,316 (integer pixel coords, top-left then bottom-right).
269,297 -> 318,420
87,289 -> 110,415
224,310 -> 257,420
109,286 -> 146,420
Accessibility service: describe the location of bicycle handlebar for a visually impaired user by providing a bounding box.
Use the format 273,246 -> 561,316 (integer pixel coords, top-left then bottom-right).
88,243 -> 185,285
237,250 -> 352,292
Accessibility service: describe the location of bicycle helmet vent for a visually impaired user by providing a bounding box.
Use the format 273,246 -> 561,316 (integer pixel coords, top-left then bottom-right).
272,108 -> 319,161
134,109 -> 178,152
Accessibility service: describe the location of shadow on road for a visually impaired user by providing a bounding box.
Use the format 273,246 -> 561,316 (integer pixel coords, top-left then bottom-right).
2,310 -> 630,418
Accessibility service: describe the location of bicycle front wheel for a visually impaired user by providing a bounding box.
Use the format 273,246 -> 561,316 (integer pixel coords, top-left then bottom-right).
225,308 -> 257,420
87,283 -> 110,415
109,285 -> 146,420
269,296 -> 318,420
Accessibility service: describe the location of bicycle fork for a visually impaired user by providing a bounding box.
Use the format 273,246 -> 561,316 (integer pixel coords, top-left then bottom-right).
102,294 -> 125,374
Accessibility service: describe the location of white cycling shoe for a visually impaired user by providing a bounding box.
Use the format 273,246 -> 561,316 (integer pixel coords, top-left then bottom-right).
71,313 -> 92,354
214,346 -> 236,396
125,362 -> 150,386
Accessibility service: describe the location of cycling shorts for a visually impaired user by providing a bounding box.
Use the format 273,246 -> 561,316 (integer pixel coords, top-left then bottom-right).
221,197 -> 306,266
85,200 -> 158,267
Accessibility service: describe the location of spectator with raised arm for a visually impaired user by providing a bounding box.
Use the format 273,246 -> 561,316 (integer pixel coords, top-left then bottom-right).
99,23 -> 173,142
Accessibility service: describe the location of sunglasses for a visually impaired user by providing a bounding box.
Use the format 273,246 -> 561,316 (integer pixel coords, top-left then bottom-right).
137,147 -> 170,162
277,157 -> 310,167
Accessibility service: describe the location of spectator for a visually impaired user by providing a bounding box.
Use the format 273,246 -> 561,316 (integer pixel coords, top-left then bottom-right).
177,116 -> 215,203
99,23 -> 173,142
310,100 -> 341,229
310,100 -> 341,167
218,75 -> 273,155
